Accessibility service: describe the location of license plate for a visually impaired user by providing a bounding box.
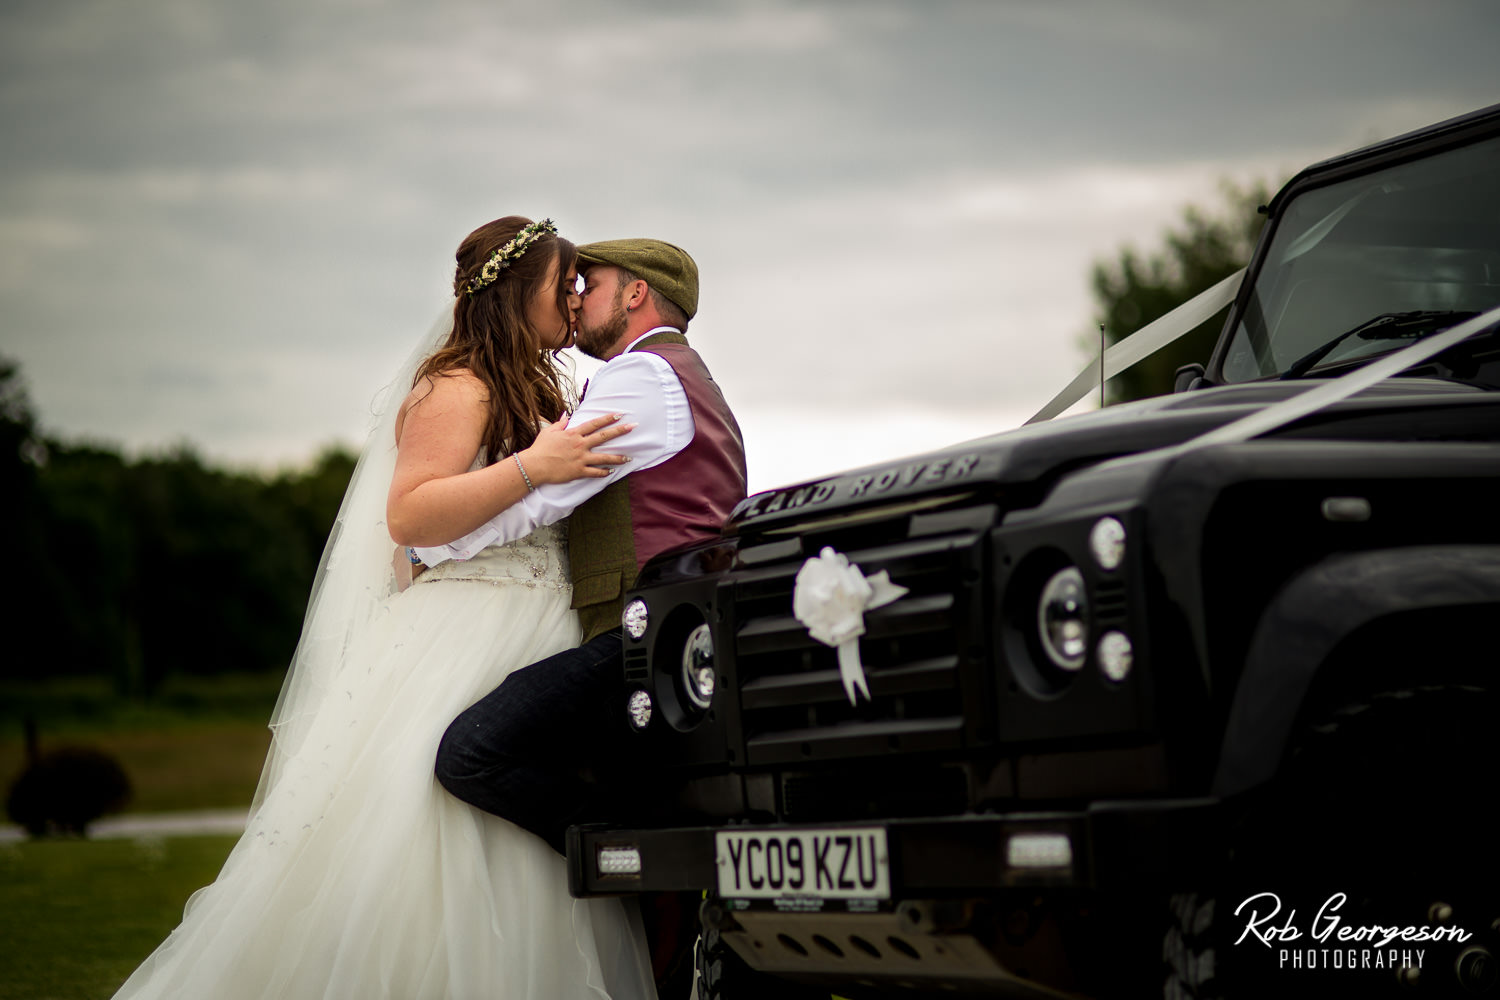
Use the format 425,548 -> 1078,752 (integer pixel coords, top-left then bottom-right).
715,827 -> 890,900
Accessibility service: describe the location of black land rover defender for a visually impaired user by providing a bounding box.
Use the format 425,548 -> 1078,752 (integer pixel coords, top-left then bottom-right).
570,104 -> 1500,999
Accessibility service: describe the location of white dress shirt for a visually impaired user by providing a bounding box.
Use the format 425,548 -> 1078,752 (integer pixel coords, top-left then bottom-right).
413,328 -> 694,566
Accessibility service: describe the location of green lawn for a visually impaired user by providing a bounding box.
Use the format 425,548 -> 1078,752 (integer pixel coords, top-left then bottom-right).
1,674 -> 279,815
0,679 -> 268,997
0,722 -> 273,815
0,835 -> 238,1000
0,679 -> 269,997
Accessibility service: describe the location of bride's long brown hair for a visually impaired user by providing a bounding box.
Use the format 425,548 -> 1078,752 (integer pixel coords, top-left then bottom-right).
414,216 -> 575,461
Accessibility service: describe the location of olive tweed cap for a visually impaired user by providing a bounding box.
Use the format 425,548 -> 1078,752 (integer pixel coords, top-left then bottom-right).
576,239 -> 699,320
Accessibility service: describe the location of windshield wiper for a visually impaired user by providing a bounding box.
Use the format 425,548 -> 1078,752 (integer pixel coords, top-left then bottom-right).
1280,309 -> 1480,380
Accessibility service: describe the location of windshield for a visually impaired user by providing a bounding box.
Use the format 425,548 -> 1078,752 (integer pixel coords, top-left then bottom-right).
1220,133 -> 1500,382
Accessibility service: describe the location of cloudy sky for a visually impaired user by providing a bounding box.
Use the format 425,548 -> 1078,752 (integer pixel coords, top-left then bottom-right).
2,0 -> 1495,492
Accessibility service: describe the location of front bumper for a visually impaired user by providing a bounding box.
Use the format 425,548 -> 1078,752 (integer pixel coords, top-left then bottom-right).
569,800 -> 1218,997
567,797 -> 1219,900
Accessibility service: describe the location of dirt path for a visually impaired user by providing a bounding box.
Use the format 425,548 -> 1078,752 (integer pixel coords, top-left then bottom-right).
0,808 -> 247,842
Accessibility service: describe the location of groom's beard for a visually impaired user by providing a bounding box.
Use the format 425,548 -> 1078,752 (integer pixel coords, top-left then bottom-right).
574,293 -> 629,360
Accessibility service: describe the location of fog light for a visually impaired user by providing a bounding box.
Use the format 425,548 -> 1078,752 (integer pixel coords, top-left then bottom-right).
626,689 -> 653,730
1098,631 -> 1133,682
1089,517 -> 1126,570
1007,832 -> 1073,869
597,844 -> 642,876
1037,566 -> 1088,671
681,623 -> 715,710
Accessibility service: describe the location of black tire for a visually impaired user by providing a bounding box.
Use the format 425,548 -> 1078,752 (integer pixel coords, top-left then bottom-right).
1162,892 -> 1222,1000
1167,684 -> 1499,999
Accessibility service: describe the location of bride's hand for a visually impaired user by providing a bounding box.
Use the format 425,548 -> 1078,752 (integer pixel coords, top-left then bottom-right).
517,413 -> 635,485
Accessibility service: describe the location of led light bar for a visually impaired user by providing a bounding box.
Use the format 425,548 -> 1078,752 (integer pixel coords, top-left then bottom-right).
1006,832 -> 1073,870
596,845 -> 642,876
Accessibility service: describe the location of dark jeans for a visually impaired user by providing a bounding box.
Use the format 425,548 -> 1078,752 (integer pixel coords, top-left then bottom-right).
435,628 -> 641,854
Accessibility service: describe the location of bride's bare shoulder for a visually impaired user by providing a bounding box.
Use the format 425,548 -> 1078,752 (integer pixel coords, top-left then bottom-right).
395,367 -> 489,440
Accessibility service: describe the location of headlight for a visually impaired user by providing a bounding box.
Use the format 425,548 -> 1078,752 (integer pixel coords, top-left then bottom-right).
622,599 -> 649,640
1037,566 -> 1088,671
680,623 -> 715,710
626,689 -> 653,730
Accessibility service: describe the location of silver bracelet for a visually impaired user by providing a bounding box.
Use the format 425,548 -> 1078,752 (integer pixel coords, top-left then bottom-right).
514,453 -> 536,491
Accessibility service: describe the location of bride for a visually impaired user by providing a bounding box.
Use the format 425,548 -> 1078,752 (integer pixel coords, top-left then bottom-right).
111,217 -> 659,999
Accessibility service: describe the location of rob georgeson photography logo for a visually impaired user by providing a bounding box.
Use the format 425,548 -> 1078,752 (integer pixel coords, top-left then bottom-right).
1234,891 -> 1472,973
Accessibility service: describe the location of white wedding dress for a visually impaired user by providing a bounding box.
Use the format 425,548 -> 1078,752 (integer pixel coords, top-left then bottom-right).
111,521 -> 658,1000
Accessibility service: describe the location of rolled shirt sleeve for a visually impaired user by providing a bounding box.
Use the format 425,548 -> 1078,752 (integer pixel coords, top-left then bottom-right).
412,344 -> 693,566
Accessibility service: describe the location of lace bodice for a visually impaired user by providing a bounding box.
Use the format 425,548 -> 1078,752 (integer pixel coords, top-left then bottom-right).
415,521 -> 570,593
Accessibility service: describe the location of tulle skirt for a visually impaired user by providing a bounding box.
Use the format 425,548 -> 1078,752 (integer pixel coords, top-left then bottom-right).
111,572 -> 657,1000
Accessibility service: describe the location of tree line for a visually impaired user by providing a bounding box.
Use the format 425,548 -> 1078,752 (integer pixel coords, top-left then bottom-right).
3,357 -> 355,696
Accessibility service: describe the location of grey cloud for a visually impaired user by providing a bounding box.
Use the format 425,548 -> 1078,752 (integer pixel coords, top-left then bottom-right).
1,0 -> 1497,477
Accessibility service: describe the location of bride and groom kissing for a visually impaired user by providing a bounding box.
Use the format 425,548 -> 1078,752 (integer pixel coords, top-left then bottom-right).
111,218 -> 746,999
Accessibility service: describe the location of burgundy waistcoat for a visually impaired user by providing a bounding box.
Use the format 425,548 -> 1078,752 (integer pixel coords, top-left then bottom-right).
568,332 -> 747,640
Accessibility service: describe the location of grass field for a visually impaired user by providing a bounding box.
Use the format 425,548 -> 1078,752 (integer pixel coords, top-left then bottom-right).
0,722 -> 273,815
1,674 -> 279,815
0,835 -> 238,1000
0,678 -> 272,998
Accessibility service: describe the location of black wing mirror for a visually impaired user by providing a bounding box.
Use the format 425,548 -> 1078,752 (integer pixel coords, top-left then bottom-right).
1173,363 -> 1207,393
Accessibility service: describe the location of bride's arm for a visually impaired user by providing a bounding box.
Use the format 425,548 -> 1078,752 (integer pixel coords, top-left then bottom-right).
386,372 -> 631,547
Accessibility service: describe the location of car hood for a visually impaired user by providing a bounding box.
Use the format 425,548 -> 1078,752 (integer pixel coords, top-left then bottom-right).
730,378 -> 1488,533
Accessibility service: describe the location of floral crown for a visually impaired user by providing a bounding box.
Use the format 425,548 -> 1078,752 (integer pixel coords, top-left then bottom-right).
463,218 -> 557,296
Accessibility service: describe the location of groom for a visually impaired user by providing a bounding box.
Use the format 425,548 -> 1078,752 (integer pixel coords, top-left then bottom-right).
426,238 -> 747,853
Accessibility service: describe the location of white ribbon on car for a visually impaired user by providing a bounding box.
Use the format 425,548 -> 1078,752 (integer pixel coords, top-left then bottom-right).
1026,268 -> 1245,424
1177,301 -> 1500,449
792,547 -> 909,705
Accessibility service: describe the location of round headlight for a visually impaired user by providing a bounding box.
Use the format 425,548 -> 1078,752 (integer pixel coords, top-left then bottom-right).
1089,517 -> 1126,571
626,689 -> 653,730
622,599 -> 650,640
1037,566 -> 1088,671
680,623 -> 716,710
1097,631 -> 1133,682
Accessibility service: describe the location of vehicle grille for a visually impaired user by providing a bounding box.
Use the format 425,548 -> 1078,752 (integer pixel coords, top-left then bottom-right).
728,530 -> 987,766
1095,578 -> 1127,630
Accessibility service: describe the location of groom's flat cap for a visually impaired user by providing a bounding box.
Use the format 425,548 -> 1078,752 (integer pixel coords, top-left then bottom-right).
576,239 -> 699,320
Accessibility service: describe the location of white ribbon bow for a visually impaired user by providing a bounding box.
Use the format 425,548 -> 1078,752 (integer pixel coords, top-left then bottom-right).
792,547 -> 909,705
